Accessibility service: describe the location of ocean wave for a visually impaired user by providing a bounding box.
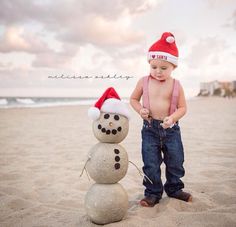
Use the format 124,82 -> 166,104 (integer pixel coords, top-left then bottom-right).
0,97 -> 97,109
0,99 -> 8,105
16,98 -> 35,105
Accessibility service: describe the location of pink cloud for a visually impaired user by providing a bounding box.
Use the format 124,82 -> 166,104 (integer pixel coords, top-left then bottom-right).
0,27 -> 48,53
185,37 -> 227,68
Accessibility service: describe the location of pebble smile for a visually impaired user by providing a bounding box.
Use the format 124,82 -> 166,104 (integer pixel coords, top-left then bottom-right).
97,124 -> 122,135
97,113 -> 122,135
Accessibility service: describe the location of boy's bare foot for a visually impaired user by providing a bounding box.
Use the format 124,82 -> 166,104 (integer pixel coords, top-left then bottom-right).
169,190 -> 192,202
140,196 -> 160,207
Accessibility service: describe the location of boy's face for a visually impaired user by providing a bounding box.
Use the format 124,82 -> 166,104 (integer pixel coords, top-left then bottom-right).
149,59 -> 175,81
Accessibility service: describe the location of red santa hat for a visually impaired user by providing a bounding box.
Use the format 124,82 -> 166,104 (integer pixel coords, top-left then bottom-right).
88,87 -> 130,120
147,32 -> 179,66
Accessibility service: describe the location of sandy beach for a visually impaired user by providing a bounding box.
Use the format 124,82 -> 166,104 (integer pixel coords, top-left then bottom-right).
0,97 -> 236,227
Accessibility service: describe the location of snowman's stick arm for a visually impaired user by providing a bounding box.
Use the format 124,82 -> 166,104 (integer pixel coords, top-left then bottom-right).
129,161 -> 153,184
85,167 -> 90,181
80,157 -> 91,181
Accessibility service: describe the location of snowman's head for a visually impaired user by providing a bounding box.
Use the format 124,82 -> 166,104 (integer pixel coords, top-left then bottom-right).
88,87 -> 130,143
92,112 -> 129,143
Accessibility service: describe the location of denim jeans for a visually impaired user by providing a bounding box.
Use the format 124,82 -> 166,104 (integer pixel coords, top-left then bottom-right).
141,119 -> 185,200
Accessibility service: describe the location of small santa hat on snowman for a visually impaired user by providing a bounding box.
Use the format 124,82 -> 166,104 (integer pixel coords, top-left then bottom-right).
88,87 -> 130,121
148,32 -> 179,66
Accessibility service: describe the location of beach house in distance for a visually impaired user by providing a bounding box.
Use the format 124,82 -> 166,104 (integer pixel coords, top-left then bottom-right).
198,80 -> 236,97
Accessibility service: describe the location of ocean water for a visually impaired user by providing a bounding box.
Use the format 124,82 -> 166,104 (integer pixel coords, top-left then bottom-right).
0,97 -> 130,109
0,97 -> 97,109
0,96 -> 197,109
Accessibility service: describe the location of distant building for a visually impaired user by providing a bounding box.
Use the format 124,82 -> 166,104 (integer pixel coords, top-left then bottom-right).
199,80 -> 236,97
232,81 -> 236,91
199,80 -> 220,96
219,81 -> 231,90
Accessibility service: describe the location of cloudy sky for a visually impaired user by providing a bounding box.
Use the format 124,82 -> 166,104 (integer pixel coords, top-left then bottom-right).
0,0 -> 235,98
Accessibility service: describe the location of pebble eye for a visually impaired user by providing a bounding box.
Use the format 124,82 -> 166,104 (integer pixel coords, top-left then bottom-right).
114,115 -> 120,121
104,114 -> 110,119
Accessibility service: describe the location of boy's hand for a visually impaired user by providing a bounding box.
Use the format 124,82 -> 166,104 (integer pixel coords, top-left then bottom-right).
161,116 -> 174,129
139,108 -> 151,121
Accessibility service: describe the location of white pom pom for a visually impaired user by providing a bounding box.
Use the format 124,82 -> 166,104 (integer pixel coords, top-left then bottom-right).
88,107 -> 100,120
166,36 -> 175,43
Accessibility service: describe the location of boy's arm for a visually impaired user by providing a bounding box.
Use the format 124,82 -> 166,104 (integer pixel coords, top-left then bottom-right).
129,78 -> 143,114
170,83 -> 187,122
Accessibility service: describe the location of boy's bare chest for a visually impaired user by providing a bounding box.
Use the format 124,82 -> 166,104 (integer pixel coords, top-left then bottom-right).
148,79 -> 173,100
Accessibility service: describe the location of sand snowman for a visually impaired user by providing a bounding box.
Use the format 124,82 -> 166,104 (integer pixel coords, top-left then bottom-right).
85,87 -> 131,225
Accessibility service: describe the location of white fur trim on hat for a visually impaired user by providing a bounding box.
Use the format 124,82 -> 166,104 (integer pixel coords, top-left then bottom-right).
148,51 -> 178,66
166,36 -> 175,43
88,106 -> 101,120
101,98 -> 130,120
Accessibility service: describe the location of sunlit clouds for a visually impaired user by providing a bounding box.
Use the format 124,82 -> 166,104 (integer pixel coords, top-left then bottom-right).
0,0 -> 235,98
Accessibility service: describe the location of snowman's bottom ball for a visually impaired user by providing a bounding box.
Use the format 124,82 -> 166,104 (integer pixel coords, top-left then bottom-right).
85,183 -> 128,225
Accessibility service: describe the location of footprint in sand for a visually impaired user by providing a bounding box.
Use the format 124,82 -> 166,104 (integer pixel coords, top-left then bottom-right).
6,198 -> 34,212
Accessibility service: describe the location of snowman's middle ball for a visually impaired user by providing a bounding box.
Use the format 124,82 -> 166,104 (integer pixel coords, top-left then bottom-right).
93,112 -> 129,143
87,143 -> 128,184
